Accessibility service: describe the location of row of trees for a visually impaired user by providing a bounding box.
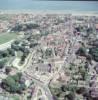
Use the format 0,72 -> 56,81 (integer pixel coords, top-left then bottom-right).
0,48 -> 15,59
11,43 -> 29,53
11,23 -> 40,32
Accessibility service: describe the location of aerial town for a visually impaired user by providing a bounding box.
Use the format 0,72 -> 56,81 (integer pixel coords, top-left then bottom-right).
0,12 -> 98,100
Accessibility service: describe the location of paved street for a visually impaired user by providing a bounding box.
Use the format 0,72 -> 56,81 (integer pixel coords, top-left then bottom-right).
24,73 -> 53,100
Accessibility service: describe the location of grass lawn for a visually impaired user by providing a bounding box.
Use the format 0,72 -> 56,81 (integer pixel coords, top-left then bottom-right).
0,33 -> 18,44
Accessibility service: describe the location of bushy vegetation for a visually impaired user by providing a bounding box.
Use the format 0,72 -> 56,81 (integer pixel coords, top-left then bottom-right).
45,48 -> 53,57
75,47 -> 86,56
0,59 -> 6,68
89,47 -> 98,62
1,73 -> 26,93
50,84 -> 77,100
0,48 -> 15,59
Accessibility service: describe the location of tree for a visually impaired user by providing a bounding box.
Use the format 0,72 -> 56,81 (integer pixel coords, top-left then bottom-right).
21,52 -> 27,62
1,73 -> 25,93
76,47 -> 86,56
0,60 -> 6,68
89,47 -> 98,62
86,54 -> 92,64
12,73 -> 22,82
23,48 -> 29,54
80,68 -> 87,80
61,85 -> 67,92
76,87 -> 86,94
7,48 -> 15,56
92,40 -> 98,47
87,27 -> 93,34
11,23 -> 39,32
0,51 -> 3,58
19,46 -> 25,52
14,40 -> 20,45
2,50 -> 9,57
75,25 -> 82,32
45,48 -> 52,57
2,76 -> 16,92
20,83 -> 26,91
30,42 -> 38,48
11,44 -> 19,51
65,92 -> 75,100
5,67 -> 11,74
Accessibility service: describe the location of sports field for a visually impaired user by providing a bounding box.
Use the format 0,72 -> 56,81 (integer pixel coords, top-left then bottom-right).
0,33 -> 17,44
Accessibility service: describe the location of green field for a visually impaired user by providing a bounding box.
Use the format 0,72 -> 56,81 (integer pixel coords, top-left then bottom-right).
0,33 -> 18,44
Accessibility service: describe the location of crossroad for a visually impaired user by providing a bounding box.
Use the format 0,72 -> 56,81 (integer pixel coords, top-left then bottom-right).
24,73 -> 53,100
22,47 -> 53,100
